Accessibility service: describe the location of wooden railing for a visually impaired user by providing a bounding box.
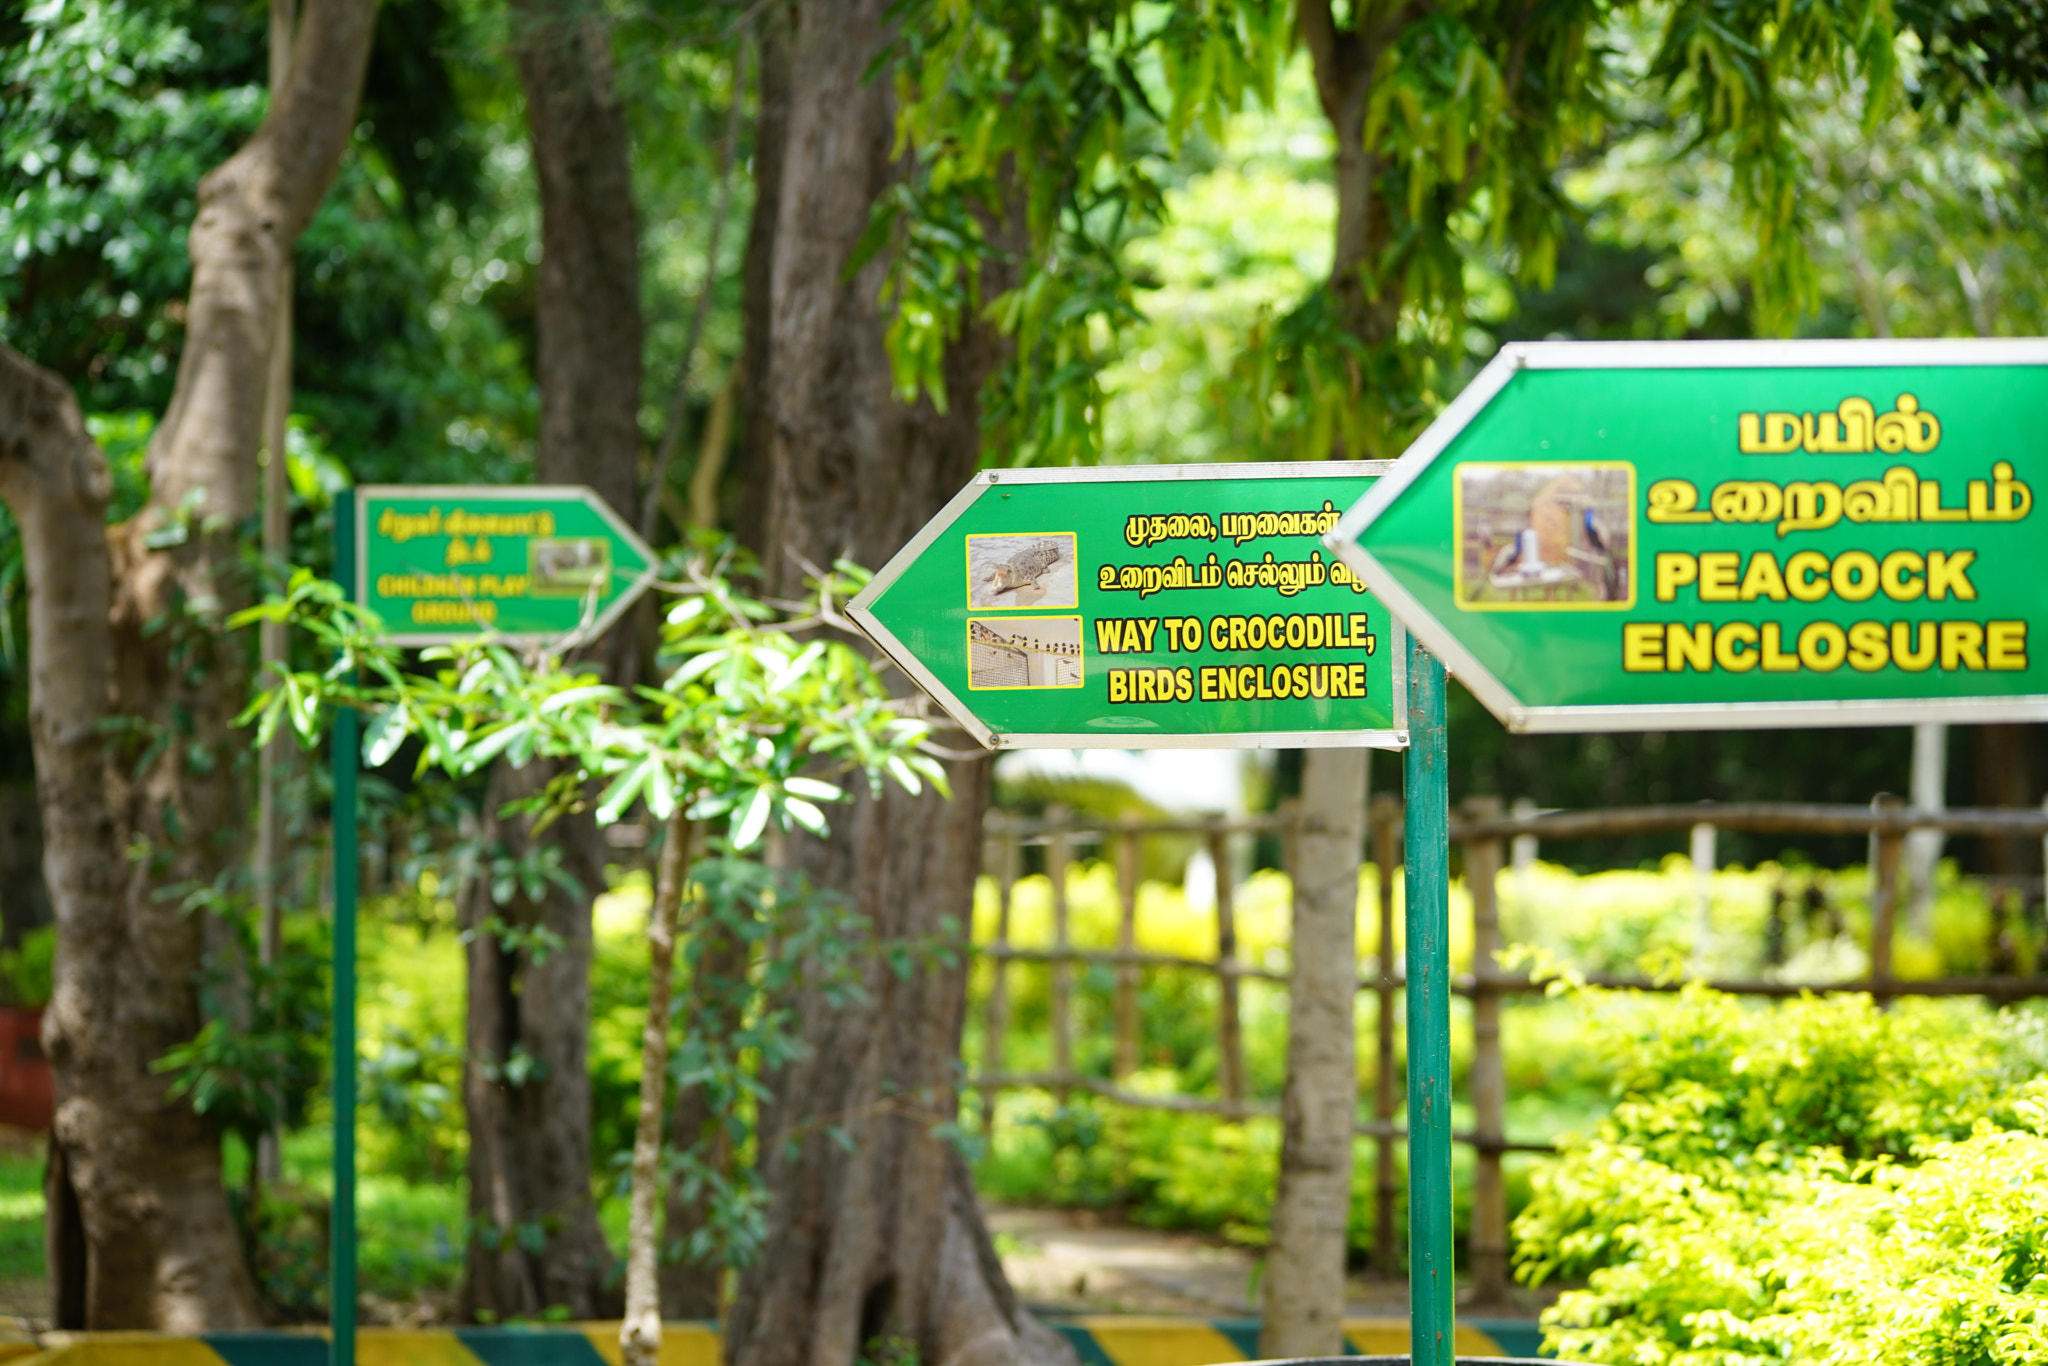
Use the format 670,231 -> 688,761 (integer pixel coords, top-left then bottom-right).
969,796 -> 2048,1295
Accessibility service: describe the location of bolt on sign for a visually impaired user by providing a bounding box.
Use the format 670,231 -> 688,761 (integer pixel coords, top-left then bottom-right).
356,485 -> 657,646
847,463 -> 1408,749
1327,340 -> 2048,733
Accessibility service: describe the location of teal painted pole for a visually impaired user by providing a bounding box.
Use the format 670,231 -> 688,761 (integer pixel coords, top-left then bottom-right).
331,493 -> 358,1366
1404,636 -> 1454,1366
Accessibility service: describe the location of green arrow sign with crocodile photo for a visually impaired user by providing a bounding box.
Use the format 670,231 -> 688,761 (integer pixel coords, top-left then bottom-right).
847,462 -> 1407,749
1326,340 -> 2048,733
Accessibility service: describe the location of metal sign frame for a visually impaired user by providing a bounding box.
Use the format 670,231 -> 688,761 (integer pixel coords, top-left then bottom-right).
1326,338 -> 2048,734
354,484 -> 658,647
847,460 -> 1410,751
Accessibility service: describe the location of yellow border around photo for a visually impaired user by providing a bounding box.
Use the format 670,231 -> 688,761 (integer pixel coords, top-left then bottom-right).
965,531 -> 1080,610
1451,460 -> 1638,611
966,615 -> 1087,691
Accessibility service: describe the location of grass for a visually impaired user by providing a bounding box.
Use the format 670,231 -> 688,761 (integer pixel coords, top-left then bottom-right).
0,1150 -> 41,1284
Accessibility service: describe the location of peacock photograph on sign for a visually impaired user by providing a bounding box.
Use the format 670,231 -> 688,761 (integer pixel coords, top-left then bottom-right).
1454,462 -> 1634,610
966,532 -> 1079,609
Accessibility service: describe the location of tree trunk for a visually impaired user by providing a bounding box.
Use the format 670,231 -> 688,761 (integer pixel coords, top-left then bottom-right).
458,0 -> 644,1321
458,765 -> 618,1320
659,919 -> 745,1319
0,0 -> 374,1329
1261,750 -> 1366,1359
621,813 -> 690,1366
718,6 -> 1068,1365
1971,724 -> 2043,877
0,780 -> 52,954
1262,6 -> 1400,1350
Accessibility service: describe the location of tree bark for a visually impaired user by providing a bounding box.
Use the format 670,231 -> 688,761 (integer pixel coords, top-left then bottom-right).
0,0 -> 374,1329
0,780 -> 53,954
658,919 -> 745,1319
622,813 -> 691,1366
1261,751 -> 1366,1359
458,0 -> 644,1321
718,6 -> 1069,1365
1260,6 -> 1404,1350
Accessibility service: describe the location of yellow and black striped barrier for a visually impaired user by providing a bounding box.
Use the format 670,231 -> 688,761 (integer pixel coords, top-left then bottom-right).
6,1317 -> 1546,1365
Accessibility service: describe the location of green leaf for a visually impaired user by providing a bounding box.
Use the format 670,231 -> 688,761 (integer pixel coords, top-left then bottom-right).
362,704 -> 409,768
673,649 -> 729,686
784,776 -> 843,803
538,684 -> 618,716
595,755 -> 657,825
783,797 -> 828,836
731,786 -> 772,850
644,765 -> 677,821
458,720 -> 532,773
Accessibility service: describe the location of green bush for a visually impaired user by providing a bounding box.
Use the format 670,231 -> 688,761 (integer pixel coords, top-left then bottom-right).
1516,987 -> 2048,1363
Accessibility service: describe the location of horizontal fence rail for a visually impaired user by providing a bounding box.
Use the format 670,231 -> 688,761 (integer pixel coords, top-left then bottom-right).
968,794 -> 2048,1293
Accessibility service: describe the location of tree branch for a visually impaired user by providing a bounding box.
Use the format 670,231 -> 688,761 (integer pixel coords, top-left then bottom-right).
149,0 -> 380,527
645,41 -> 750,545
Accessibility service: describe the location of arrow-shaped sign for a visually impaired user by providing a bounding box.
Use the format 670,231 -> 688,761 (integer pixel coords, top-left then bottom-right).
1327,339 -> 2048,733
355,485 -> 657,646
848,462 -> 1408,749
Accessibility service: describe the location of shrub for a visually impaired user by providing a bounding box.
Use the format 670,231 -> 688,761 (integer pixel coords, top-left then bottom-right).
1517,986 -> 2048,1364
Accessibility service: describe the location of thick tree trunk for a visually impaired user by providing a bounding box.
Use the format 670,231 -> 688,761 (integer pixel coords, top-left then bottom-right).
458,0 -> 644,1321
658,920 -> 745,1319
458,767 -> 617,1320
718,6 -> 1068,1365
0,780 -> 53,954
1262,6 -> 1399,1350
1971,724 -> 2043,876
1261,750 -> 1366,1359
0,0 -> 374,1329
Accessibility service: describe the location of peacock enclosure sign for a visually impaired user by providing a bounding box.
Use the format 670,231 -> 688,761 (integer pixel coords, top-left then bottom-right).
1326,339 -> 2048,733
847,463 -> 1409,750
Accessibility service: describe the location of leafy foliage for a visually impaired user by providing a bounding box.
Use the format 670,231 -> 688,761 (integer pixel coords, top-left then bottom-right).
153,913 -> 330,1152
239,541 -> 946,1278
1516,986 -> 2048,1364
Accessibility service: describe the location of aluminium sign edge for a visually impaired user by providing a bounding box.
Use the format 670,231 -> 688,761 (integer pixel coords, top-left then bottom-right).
1325,339 -> 2048,733
847,461 -> 1411,751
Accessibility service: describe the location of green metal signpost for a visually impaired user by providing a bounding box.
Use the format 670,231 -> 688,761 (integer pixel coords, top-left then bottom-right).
847,462 -> 1409,749
329,487 -> 654,1366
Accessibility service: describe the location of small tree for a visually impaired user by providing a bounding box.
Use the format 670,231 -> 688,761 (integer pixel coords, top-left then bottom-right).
242,545 -> 945,1364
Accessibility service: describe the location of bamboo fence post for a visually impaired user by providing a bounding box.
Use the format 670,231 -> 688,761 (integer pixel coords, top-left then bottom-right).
981,828 -> 1021,1135
1048,806 -> 1073,1102
1370,791 -> 1402,1277
1870,793 -> 1905,1004
1114,815 -> 1142,1080
1210,820 -> 1246,1107
1464,796 -> 1509,1305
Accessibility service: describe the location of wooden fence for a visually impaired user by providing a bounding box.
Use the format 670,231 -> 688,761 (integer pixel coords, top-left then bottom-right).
970,797 -> 2048,1300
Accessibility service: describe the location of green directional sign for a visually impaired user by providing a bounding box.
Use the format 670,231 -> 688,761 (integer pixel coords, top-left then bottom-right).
847,463 -> 1408,749
355,485 -> 656,645
1327,340 -> 2048,733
